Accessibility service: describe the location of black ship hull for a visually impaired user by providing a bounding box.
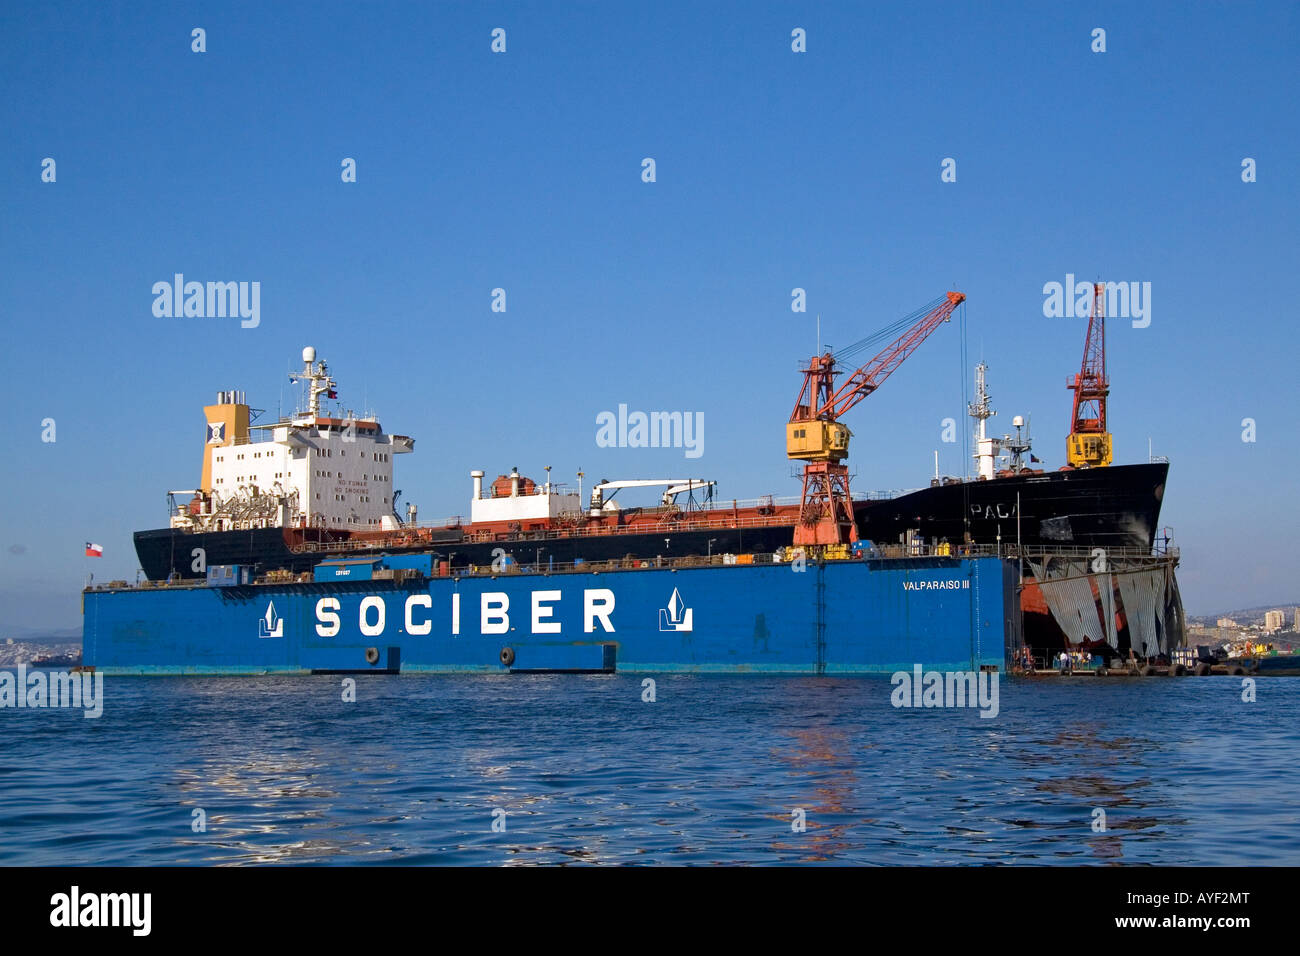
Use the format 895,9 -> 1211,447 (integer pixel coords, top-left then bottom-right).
854,461 -> 1168,551
135,526 -> 300,581
134,524 -> 799,581
136,462 -> 1168,580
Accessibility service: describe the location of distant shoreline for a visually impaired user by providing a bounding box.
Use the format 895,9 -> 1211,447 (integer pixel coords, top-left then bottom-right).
0,641 -> 82,667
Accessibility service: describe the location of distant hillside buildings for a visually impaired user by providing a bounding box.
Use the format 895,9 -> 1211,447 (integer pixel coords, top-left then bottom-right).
1192,607 -> 1298,645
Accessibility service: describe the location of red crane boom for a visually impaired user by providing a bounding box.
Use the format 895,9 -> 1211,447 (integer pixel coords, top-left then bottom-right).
787,291 -> 965,546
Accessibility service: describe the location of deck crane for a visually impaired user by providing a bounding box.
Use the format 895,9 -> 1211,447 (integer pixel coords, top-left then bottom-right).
1066,283 -> 1112,468
787,291 -> 966,546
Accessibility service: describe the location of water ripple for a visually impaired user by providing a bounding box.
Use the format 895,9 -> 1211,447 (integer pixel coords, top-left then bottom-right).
0,674 -> 1296,864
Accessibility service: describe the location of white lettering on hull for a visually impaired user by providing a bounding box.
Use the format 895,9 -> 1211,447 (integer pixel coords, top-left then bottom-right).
970,502 -> 1017,520
481,593 -> 509,634
317,597 -> 341,636
359,596 -> 386,636
314,589 -> 618,638
532,590 -> 562,634
405,594 -> 433,636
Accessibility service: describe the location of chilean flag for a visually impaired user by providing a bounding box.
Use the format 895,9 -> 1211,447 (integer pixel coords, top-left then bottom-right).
85,542 -> 103,557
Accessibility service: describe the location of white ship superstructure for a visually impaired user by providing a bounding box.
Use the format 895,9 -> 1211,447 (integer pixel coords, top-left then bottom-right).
169,347 -> 413,533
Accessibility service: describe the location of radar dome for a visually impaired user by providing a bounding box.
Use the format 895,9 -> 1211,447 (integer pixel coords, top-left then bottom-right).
302,346 -> 316,363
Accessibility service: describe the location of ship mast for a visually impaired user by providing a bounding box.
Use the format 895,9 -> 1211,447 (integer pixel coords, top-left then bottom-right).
969,362 -> 998,480
289,346 -> 337,418
969,363 -> 1034,478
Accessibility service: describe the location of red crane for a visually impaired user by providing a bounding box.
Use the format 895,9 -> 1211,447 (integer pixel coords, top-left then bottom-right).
1065,283 -> 1112,467
787,291 -> 966,546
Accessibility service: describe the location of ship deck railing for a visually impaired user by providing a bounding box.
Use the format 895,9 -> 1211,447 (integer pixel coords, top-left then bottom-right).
305,511 -> 806,554
224,433 -> 278,447
95,541 -> 1174,594
1006,544 -> 1180,561
385,490 -> 919,534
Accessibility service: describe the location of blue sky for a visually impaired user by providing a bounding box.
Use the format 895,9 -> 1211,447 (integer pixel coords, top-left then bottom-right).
1,0 -> 1297,627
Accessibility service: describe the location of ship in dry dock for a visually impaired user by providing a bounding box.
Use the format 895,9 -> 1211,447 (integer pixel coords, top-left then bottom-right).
123,288 -> 1182,672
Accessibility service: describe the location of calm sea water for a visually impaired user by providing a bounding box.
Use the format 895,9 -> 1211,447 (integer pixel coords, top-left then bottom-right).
2,673 -> 1297,865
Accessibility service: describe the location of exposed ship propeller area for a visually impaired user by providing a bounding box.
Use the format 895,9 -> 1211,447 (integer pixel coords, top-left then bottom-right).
1025,550 -> 1184,661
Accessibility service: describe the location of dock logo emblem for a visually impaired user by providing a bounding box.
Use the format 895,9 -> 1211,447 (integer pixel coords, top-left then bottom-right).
207,422 -> 225,444
259,601 -> 283,638
659,588 -> 693,632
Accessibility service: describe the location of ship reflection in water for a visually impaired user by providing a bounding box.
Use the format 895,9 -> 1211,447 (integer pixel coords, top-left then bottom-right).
3,674 -> 1296,865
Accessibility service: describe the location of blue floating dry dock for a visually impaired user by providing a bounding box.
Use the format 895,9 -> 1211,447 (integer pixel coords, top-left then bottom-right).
82,554 -> 1019,675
